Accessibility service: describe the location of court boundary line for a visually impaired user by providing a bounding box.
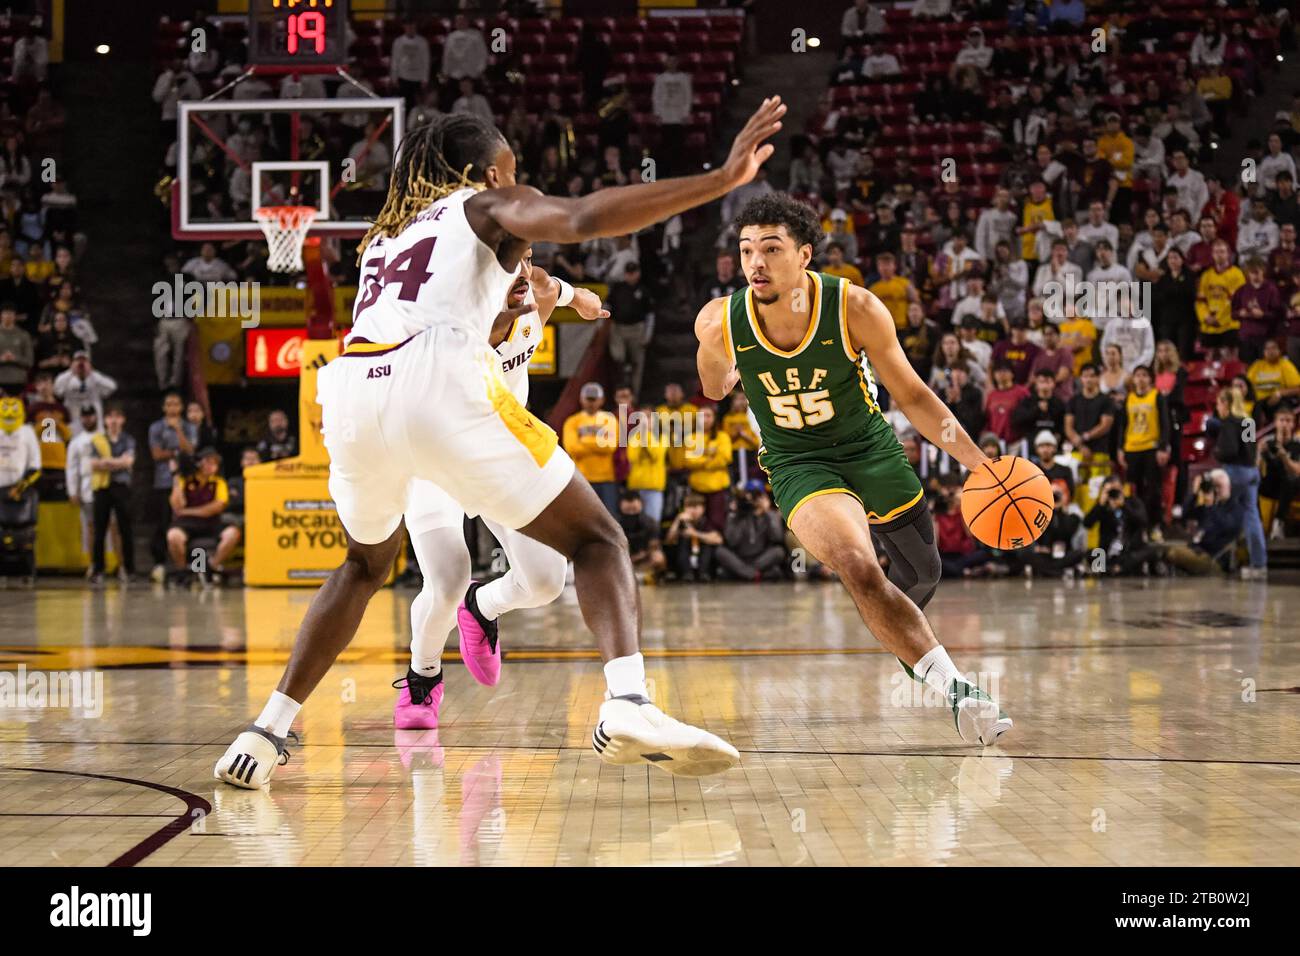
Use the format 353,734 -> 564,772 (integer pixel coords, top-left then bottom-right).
1,767 -> 211,867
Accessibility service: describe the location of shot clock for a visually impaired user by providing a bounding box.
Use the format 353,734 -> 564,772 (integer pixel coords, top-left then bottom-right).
248,0 -> 349,69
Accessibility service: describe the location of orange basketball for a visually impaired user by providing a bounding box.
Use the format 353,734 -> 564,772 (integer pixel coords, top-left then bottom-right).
960,456 -> 1054,550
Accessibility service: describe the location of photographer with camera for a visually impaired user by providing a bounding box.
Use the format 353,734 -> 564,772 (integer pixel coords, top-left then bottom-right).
1208,387 -> 1267,578
1260,405 -> 1300,537
1083,474 -> 1162,575
1006,481 -> 1088,579
665,493 -> 723,582
1165,468 -> 1245,575
715,480 -> 788,582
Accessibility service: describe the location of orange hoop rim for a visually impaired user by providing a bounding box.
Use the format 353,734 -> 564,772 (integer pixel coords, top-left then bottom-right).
254,205 -> 319,229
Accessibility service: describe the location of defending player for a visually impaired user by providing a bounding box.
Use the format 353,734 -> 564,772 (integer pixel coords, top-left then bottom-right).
215,100 -> 787,788
694,193 -> 1012,745
394,251 -> 607,729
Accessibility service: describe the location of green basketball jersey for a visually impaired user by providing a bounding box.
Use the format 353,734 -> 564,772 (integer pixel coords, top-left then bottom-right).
726,271 -> 895,466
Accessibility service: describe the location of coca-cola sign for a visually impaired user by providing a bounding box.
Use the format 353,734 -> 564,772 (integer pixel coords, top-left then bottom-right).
245,327 -> 306,378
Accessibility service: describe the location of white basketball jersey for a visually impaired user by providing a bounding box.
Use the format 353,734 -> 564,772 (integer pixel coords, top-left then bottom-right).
347,187 -> 520,346
496,285 -> 539,403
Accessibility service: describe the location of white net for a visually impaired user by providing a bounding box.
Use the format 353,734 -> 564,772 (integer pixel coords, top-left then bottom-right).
254,205 -> 318,273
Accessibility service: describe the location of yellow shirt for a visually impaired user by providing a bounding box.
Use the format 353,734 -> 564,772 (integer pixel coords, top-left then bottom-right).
723,410 -> 759,452
868,275 -> 912,330
1247,356 -> 1300,400
1197,266 -> 1246,333
1124,390 -> 1161,453
1197,74 -> 1232,102
625,430 -> 668,492
1059,317 -> 1098,375
823,262 -> 865,287
1022,199 -> 1054,260
683,429 -> 733,494
90,432 -> 112,490
562,410 -> 617,483
656,401 -> 698,472
25,259 -> 54,283
1097,131 -> 1135,186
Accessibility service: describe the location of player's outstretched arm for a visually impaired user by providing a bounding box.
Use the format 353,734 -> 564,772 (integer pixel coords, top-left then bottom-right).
533,266 -> 609,324
473,97 -> 786,244
695,297 -> 739,401
845,285 -> 990,473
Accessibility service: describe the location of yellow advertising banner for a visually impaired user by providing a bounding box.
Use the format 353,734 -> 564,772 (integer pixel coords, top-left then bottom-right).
241,335 -> 406,586
198,314 -> 243,386
528,323 -> 557,376
242,461 -> 349,586
297,337 -> 339,464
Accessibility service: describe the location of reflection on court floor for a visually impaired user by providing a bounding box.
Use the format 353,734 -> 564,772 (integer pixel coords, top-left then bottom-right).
1,579 -> 1297,866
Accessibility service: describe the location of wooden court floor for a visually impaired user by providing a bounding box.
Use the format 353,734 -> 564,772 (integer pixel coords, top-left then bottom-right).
1,577 -> 1297,866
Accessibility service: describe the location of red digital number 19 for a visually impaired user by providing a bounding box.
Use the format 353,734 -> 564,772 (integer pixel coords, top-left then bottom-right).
287,11 -> 327,55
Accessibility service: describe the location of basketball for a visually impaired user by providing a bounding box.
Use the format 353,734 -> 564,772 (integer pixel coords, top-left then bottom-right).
961,456 -> 1054,550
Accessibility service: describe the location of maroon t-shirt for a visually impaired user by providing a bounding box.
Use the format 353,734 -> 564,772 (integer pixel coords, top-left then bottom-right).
992,339 -> 1042,385
1030,347 -> 1076,402
1231,280 -> 1284,342
985,384 -> 1030,443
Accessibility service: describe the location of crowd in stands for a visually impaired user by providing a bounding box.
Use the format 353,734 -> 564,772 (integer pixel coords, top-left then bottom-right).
0,14 -> 106,581
796,0 -> 1298,580
6,4 -> 1300,587
542,0 -> 1300,585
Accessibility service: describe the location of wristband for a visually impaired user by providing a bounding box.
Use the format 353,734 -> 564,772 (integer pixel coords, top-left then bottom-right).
554,278 -> 575,307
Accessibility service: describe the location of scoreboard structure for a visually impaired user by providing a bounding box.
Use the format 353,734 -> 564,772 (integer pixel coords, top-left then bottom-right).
247,0 -> 349,70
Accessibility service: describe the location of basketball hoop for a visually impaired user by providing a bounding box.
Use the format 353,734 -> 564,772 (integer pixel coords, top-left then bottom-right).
255,205 -> 318,273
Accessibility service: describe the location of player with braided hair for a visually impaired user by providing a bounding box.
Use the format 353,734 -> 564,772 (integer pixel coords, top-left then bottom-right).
216,100 -> 788,789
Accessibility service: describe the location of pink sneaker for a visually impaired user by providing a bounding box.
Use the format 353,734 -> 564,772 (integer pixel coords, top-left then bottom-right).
393,669 -> 444,730
457,581 -> 502,686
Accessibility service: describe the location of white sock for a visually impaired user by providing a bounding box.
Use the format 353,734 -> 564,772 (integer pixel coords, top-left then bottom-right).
473,577 -> 507,622
255,690 -> 301,738
604,652 -> 648,699
913,646 -> 962,696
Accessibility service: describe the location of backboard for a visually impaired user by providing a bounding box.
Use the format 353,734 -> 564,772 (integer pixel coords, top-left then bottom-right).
173,94 -> 404,245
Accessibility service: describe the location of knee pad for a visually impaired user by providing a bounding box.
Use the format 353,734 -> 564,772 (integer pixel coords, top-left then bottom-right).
872,500 -> 941,609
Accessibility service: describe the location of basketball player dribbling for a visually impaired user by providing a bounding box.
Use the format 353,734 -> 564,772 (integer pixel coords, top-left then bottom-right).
694,193 -> 1012,745
394,249 -> 607,730
215,99 -> 789,788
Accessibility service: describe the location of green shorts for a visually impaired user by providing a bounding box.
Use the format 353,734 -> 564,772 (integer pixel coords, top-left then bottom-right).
761,440 -> 925,526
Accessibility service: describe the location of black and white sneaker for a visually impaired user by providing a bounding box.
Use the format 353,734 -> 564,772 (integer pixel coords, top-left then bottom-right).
214,724 -> 295,789
593,694 -> 739,777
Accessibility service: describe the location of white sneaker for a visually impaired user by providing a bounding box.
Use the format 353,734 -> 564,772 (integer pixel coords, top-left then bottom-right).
214,725 -> 292,789
592,695 -> 739,777
949,680 -> 1013,747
